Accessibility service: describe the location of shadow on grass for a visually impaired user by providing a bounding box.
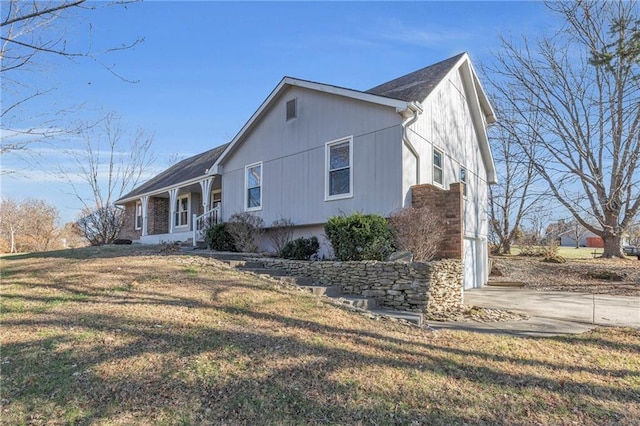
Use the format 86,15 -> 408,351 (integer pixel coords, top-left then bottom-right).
2,304 -> 638,424
2,252 -> 639,424
1,245 -> 162,261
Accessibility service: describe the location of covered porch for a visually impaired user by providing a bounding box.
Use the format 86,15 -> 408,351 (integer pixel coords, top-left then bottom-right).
120,176 -> 222,246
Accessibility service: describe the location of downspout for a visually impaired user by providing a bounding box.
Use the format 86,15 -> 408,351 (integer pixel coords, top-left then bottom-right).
401,101 -> 423,185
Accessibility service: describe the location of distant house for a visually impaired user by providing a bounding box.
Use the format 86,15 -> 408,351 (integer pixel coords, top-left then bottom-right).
546,220 -> 606,248
559,231 -> 603,248
116,53 -> 497,289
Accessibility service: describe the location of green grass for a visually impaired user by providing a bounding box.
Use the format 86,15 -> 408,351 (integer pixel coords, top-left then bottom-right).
1,246 -> 639,425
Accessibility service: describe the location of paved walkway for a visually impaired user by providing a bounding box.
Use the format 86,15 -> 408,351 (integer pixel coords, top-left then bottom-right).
430,287 -> 639,337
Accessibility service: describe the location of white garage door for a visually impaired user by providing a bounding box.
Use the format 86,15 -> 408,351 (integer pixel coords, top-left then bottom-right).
463,238 -> 477,290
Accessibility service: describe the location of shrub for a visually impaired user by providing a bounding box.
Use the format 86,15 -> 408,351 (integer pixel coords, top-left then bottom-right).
76,205 -> 124,246
226,212 -> 264,252
205,223 -> 237,252
388,207 -> 446,262
280,236 -> 319,260
269,218 -> 295,256
518,240 -> 544,257
324,213 -> 395,261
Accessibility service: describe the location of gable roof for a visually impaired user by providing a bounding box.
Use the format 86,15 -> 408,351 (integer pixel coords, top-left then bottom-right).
366,53 -> 466,102
118,53 -> 498,204
208,77 -> 416,172
211,52 -> 495,174
116,143 -> 229,203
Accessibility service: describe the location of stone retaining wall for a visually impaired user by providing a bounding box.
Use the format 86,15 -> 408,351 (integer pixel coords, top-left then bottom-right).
258,258 -> 463,319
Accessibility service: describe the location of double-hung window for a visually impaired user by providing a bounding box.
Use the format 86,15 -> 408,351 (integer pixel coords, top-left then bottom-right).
175,195 -> 189,227
460,167 -> 467,197
245,162 -> 262,211
134,201 -> 143,230
433,148 -> 444,186
325,137 -> 353,200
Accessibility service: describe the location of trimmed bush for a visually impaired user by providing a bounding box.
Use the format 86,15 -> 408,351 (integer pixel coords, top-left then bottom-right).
324,213 -> 395,261
280,236 -> 319,260
205,223 -> 237,252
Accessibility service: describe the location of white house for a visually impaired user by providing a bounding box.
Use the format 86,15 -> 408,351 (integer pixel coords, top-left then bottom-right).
116,52 -> 497,289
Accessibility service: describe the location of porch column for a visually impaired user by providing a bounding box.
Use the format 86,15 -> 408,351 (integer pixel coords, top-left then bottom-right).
199,177 -> 214,213
168,188 -> 178,234
141,195 -> 149,237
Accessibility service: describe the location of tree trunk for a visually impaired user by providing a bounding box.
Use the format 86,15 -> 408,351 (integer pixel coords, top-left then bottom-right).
10,228 -> 16,253
601,233 -> 625,258
503,240 -> 512,254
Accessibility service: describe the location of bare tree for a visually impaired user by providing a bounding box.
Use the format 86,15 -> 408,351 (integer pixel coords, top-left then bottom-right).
1,0 -> 143,159
0,198 -> 25,253
625,222 -> 640,246
488,0 -> 640,258
268,218 -> 295,256
526,204 -> 554,245
62,113 -> 154,245
0,198 -> 59,252
488,108 -> 545,254
388,207 -> 446,262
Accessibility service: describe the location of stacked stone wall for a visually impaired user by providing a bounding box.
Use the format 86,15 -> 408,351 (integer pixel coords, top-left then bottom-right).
258,258 -> 462,318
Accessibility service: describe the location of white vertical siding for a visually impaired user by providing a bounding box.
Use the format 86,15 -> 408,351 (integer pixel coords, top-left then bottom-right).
221,87 -> 404,226
408,68 -> 491,286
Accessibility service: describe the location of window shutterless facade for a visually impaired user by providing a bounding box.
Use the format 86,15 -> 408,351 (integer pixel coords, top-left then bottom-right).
175,195 -> 189,227
460,167 -> 467,197
134,201 -> 142,230
433,148 -> 444,186
245,162 -> 262,211
325,136 -> 353,200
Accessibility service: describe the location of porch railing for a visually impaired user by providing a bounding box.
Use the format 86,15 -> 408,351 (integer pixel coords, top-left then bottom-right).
192,205 -> 221,247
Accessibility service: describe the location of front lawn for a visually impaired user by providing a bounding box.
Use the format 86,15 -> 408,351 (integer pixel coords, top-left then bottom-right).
1,247 -> 639,424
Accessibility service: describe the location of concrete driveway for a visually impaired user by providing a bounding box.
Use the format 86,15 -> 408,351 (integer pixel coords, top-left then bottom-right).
430,287 -> 640,337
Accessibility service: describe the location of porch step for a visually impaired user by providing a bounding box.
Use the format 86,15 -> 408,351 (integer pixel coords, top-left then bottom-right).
370,309 -> 424,326
230,261 -> 265,269
279,276 -> 315,286
224,257 -> 423,328
300,285 -> 342,297
208,252 -> 248,262
236,267 -> 289,277
336,295 -> 377,310
487,279 -> 525,288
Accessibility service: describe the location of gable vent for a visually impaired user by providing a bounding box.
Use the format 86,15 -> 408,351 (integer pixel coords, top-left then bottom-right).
286,98 -> 297,121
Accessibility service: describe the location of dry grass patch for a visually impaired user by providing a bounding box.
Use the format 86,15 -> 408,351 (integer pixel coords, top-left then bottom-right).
492,255 -> 640,295
1,247 -> 639,425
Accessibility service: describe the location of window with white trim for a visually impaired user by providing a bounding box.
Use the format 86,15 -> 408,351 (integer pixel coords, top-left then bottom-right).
433,148 -> 444,186
174,195 -> 189,227
134,201 -> 142,230
460,167 -> 467,197
245,162 -> 262,211
325,137 -> 353,200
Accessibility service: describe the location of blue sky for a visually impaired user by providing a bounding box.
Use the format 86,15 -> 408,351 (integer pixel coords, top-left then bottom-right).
1,1 -> 556,223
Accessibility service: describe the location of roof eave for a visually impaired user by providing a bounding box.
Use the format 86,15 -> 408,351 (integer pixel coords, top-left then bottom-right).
115,174 -> 215,205
211,77 -> 411,168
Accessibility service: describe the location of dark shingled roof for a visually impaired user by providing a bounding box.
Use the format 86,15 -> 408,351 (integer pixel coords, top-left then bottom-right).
118,143 -> 229,202
366,53 -> 465,102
